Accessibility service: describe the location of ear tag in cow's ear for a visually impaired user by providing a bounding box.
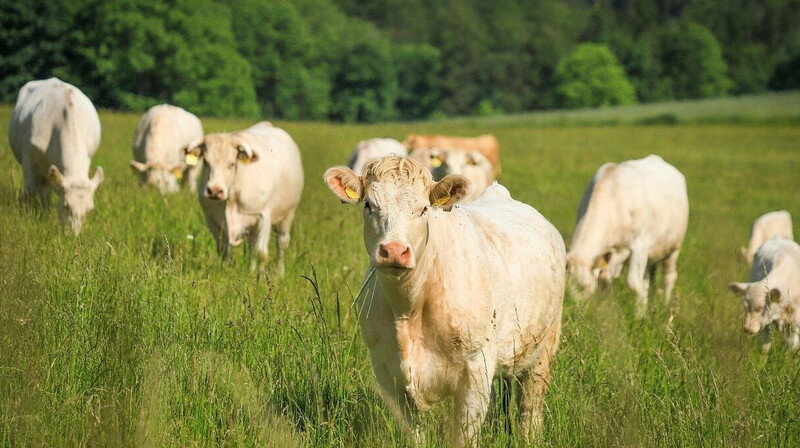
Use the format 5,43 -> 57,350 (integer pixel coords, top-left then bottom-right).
434,194 -> 450,207
185,154 -> 199,166
237,152 -> 252,164
173,168 -> 184,180
431,156 -> 442,168
597,258 -> 608,268
345,186 -> 360,200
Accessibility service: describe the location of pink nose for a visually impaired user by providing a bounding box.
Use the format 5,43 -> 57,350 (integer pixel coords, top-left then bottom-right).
377,242 -> 412,267
205,186 -> 225,200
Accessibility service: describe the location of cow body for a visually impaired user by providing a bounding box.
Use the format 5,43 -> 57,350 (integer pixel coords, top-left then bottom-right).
9,77 -> 103,234
186,122 -> 303,275
403,133 -> 501,176
130,104 -> 204,194
741,211 -> 793,263
348,138 -> 407,175
566,155 -> 688,318
730,238 -> 800,352
410,148 -> 494,203
324,157 -> 565,445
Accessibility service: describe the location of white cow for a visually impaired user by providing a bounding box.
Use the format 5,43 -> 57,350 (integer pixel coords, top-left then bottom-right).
730,238 -> 800,352
130,104 -> 204,194
410,147 -> 495,203
348,137 -> 407,175
566,155 -> 689,319
741,211 -> 794,263
184,121 -> 303,275
9,77 -> 103,234
324,156 -> 565,446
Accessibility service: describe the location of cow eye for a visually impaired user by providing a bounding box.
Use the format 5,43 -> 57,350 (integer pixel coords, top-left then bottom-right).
420,206 -> 429,216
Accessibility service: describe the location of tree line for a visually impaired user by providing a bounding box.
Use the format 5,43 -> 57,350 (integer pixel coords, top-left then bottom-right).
1,0 -> 799,122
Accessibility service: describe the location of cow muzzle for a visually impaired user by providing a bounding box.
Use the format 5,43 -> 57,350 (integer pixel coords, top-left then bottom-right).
204,185 -> 226,200
376,242 -> 413,272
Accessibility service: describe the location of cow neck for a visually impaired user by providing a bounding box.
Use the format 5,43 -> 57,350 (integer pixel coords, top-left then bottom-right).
377,220 -> 436,319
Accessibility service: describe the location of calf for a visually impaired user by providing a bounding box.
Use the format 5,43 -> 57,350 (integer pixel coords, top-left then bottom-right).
403,133 -> 501,176
741,211 -> 793,263
9,78 -> 103,234
324,156 -> 565,445
730,238 -> 800,352
185,122 -> 303,275
410,147 -> 494,203
566,155 -> 689,319
130,104 -> 204,194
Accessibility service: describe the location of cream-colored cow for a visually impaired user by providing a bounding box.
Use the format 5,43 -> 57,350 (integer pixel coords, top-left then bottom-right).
348,137 -> 407,175
403,133 -> 501,176
324,156 -> 565,446
566,155 -> 689,319
730,238 -> 800,352
9,77 -> 103,234
184,122 -> 303,275
741,211 -> 793,263
409,147 -> 494,203
130,104 -> 204,194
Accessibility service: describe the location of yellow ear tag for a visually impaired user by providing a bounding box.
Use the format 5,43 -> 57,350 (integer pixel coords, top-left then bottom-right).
431,157 -> 442,168
434,194 -> 450,206
237,153 -> 252,164
173,168 -> 184,180
597,258 -> 608,269
185,154 -> 198,166
345,186 -> 360,200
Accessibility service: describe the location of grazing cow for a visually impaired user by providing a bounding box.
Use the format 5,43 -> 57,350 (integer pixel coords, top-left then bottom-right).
403,133 -> 501,176
730,238 -> 800,352
741,211 -> 794,264
8,77 -> 103,234
184,122 -> 303,275
348,138 -> 408,175
410,147 -> 495,203
566,155 -> 688,319
130,104 -> 204,194
324,157 -> 565,446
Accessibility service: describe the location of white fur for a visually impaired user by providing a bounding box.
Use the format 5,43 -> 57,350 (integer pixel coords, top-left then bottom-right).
410,148 -> 495,203
741,211 -> 793,263
348,138 -> 408,175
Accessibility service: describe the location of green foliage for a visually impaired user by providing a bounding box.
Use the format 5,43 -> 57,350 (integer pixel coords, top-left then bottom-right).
769,33 -> 800,90
393,43 -> 442,120
654,22 -> 732,100
555,43 -> 638,109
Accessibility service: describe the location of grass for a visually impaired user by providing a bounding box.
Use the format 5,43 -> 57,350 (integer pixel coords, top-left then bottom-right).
1,93 -> 799,447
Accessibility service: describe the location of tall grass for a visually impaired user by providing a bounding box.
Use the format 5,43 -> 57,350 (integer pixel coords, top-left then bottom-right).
1,96 -> 799,446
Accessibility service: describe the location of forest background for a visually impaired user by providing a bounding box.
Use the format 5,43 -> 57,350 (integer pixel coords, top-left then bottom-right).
2,0 -> 799,122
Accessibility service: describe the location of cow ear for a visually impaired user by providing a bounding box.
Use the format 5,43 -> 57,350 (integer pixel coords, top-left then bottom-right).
430,174 -> 470,210
237,143 -> 259,164
129,160 -> 148,173
324,166 -> 362,203
91,166 -> 104,189
49,165 -> 65,191
729,282 -> 748,294
769,288 -> 781,302
183,138 -> 204,166
596,252 -> 612,268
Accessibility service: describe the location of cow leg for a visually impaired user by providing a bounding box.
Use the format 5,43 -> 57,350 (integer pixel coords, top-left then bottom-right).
452,371 -> 493,447
663,249 -> 681,304
371,362 -> 421,444
787,320 -> 800,351
627,246 -> 650,319
272,211 -> 296,277
206,216 -> 228,257
518,314 -> 560,443
761,326 -> 773,353
251,217 -> 272,273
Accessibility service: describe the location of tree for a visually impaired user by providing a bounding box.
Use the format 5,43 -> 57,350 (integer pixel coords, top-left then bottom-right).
769,33 -> 800,90
555,42 -> 637,108
654,22 -> 731,99
393,43 -> 442,120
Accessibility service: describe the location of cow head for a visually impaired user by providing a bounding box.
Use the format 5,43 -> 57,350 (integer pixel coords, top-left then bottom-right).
129,160 -> 184,194
324,156 -> 469,278
566,251 -> 612,298
184,134 -> 258,201
729,282 -> 782,335
49,165 -> 104,235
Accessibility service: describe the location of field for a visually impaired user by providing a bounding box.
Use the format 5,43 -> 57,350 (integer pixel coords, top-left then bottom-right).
1,93 -> 800,447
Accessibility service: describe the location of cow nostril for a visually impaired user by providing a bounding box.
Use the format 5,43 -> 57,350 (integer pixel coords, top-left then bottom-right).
379,244 -> 389,259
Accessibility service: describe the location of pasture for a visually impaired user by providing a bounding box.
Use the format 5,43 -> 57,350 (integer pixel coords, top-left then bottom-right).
1,97 -> 799,447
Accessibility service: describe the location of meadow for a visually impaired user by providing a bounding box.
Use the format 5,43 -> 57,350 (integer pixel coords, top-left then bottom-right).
1,93 -> 799,447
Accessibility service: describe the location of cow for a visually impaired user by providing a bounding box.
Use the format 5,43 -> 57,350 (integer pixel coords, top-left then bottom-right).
184,122 -> 303,275
741,211 -> 794,264
566,155 -> 689,319
348,137 -> 407,175
403,133 -> 501,177
323,156 -> 565,446
129,104 -> 204,194
730,238 -> 800,352
409,147 -> 495,203
8,77 -> 104,235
